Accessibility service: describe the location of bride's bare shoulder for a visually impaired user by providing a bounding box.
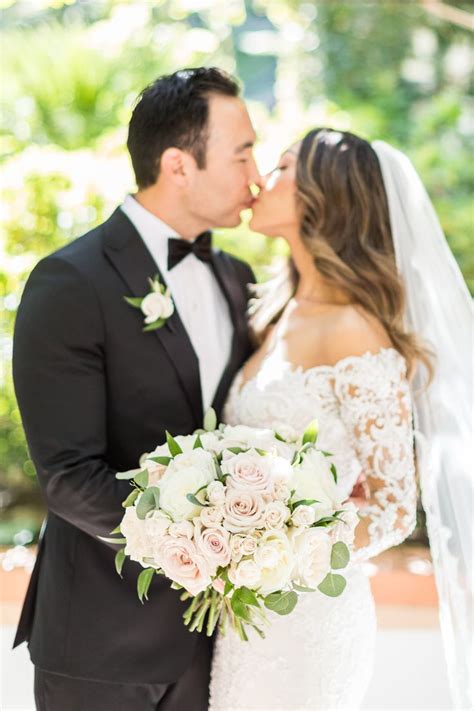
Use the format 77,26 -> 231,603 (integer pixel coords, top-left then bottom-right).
322,304 -> 392,366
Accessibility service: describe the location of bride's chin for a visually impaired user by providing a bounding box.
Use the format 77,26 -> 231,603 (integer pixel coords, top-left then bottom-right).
249,214 -> 272,235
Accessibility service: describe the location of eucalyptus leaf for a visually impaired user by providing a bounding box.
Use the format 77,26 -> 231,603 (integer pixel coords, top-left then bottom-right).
331,542 -> 350,569
133,469 -> 149,489
203,408 -> 217,432
302,419 -> 319,445
293,582 -> 316,593
186,493 -> 206,507
115,548 -> 126,578
317,573 -> 347,597
264,590 -> 298,616
136,486 -> 160,520
137,567 -> 155,603
122,488 -> 140,508
166,431 -> 183,457
116,469 -> 138,480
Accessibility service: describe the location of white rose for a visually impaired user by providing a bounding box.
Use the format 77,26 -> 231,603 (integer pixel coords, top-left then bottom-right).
120,506 -> 155,567
264,501 -> 290,530
256,530 -> 294,595
223,488 -> 265,533
206,480 -> 226,505
199,505 -> 224,527
169,520 -> 194,539
141,291 -> 173,324
194,521 -> 231,570
220,425 -> 295,459
291,504 -> 316,528
292,450 -> 340,512
228,559 -> 262,589
273,478 -> 291,503
159,449 -> 216,521
230,535 -> 243,562
331,502 -> 360,546
241,534 -> 259,556
291,527 -> 332,589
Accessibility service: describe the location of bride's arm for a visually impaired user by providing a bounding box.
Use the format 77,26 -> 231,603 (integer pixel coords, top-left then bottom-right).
334,351 -> 417,563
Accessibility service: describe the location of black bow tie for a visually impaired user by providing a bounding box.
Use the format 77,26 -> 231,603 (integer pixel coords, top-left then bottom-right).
167,232 -> 213,271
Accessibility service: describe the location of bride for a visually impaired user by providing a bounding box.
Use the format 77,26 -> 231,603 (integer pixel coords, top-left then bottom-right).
209,128 -> 472,709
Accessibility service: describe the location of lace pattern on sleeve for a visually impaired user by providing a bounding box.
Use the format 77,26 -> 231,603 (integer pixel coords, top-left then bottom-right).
334,349 -> 417,562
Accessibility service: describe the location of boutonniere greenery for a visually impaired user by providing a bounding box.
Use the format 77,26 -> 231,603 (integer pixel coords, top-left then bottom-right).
124,275 -> 174,332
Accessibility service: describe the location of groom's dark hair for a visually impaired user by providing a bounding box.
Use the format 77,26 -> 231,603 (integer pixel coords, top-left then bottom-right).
127,67 -> 240,189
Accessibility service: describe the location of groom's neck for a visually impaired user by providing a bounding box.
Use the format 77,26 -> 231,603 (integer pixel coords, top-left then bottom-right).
134,187 -> 208,242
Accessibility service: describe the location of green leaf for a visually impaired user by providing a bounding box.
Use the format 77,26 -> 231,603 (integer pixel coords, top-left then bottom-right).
235,586 -> 260,607
193,434 -> 203,449
330,463 -> 338,484
293,582 -> 316,593
317,573 -> 347,597
148,456 -> 171,466
137,567 -> 155,603
302,419 -> 319,445
274,432 -> 287,442
98,536 -> 127,544
116,469 -> 138,480
133,469 -> 149,489
122,488 -> 140,508
143,318 -> 165,332
227,446 -> 246,455
224,580 -> 234,596
312,516 -> 336,527
186,493 -> 206,507
110,524 -> 122,535
166,431 -> 183,457
136,486 -> 161,520
292,499 -> 319,509
231,595 -> 251,621
321,450 -> 333,457
264,590 -> 298,615
115,548 -> 126,578
331,542 -> 350,570
124,296 -> 143,309
203,408 -> 217,432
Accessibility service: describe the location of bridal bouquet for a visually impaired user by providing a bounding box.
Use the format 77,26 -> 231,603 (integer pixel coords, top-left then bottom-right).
105,411 -> 359,640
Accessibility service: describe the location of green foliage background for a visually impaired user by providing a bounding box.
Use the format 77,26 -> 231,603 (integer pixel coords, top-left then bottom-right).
1,0 -> 472,543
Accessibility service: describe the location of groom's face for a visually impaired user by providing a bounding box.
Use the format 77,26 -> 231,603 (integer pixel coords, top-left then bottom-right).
186,95 -> 260,228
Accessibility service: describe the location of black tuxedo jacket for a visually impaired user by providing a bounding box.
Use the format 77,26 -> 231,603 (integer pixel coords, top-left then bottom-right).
12,207 -> 254,684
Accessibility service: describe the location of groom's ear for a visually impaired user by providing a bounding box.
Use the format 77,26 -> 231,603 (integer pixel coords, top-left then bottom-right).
160,147 -> 194,187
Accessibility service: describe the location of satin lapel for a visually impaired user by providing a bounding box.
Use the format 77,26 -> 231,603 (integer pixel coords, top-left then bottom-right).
209,250 -> 250,418
102,209 -> 203,426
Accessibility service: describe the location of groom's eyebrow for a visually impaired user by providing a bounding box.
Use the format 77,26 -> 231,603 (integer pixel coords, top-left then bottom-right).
234,140 -> 255,153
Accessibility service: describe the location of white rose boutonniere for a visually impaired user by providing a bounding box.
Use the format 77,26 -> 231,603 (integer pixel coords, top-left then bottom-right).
124,275 -> 174,332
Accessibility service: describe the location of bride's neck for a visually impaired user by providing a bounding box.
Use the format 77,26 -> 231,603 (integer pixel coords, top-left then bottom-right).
291,237 -> 350,306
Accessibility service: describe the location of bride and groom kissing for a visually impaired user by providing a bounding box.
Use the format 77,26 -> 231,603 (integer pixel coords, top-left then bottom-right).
12,66 -> 471,710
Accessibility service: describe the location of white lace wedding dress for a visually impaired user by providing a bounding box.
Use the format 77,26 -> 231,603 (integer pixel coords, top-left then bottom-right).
209,347 -> 417,711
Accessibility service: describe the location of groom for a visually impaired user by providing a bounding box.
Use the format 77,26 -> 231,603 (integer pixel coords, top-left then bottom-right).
12,67 -> 260,710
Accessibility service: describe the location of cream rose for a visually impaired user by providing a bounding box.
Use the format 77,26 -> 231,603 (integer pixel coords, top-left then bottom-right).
291,504 -> 316,528
272,478 -> 291,503
206,480 -> 226,505
194,522 -> 231,570
264,501 -> 290,530
222,450 -> 274,493
291,527 -> 332,589
120,506 -> 156,567
168,520 -> 194,539
256,530 -> 294,595
159,535 -> 212,596
140,291 -> 173,324
159,449 -> 216,521
228,559 -> 262,589
199,505 -> 224,527
330,503 -> 360,546
223,489 -> 265,533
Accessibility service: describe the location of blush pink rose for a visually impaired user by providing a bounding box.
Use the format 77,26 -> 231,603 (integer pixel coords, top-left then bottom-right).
223,488 -> 265,533
194,522 -> 231,570
159,535 -> 212,596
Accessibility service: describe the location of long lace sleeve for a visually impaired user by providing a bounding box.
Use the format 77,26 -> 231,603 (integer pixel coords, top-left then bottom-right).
334,349 -> 417,563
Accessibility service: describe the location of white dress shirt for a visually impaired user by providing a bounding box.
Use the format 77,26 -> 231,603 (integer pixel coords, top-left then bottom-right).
120,195 -> 233,411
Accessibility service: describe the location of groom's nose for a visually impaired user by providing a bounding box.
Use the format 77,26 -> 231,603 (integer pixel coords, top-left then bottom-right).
248,161 -> 263,192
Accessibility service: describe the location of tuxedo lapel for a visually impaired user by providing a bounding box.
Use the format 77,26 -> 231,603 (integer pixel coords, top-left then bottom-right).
209,250 -> 250,417
102,209 -> 203,426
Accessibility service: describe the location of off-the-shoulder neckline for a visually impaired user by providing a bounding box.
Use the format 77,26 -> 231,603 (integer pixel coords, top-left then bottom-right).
235,346 -> 405,393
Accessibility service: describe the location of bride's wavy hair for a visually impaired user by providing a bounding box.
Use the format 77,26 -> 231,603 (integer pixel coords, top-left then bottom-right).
250,127 -> 432,380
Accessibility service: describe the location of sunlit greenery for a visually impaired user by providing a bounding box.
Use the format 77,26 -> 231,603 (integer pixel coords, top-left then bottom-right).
1,0 -> 472,542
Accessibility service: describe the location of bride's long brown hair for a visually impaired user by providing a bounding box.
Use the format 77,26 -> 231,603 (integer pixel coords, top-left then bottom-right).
250,127 -> 432,380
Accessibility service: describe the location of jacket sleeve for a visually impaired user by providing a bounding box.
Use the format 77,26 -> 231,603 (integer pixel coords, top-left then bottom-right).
13,256 -> 130,544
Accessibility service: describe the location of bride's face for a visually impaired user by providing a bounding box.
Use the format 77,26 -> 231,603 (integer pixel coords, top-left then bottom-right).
249,143 -> 300,237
